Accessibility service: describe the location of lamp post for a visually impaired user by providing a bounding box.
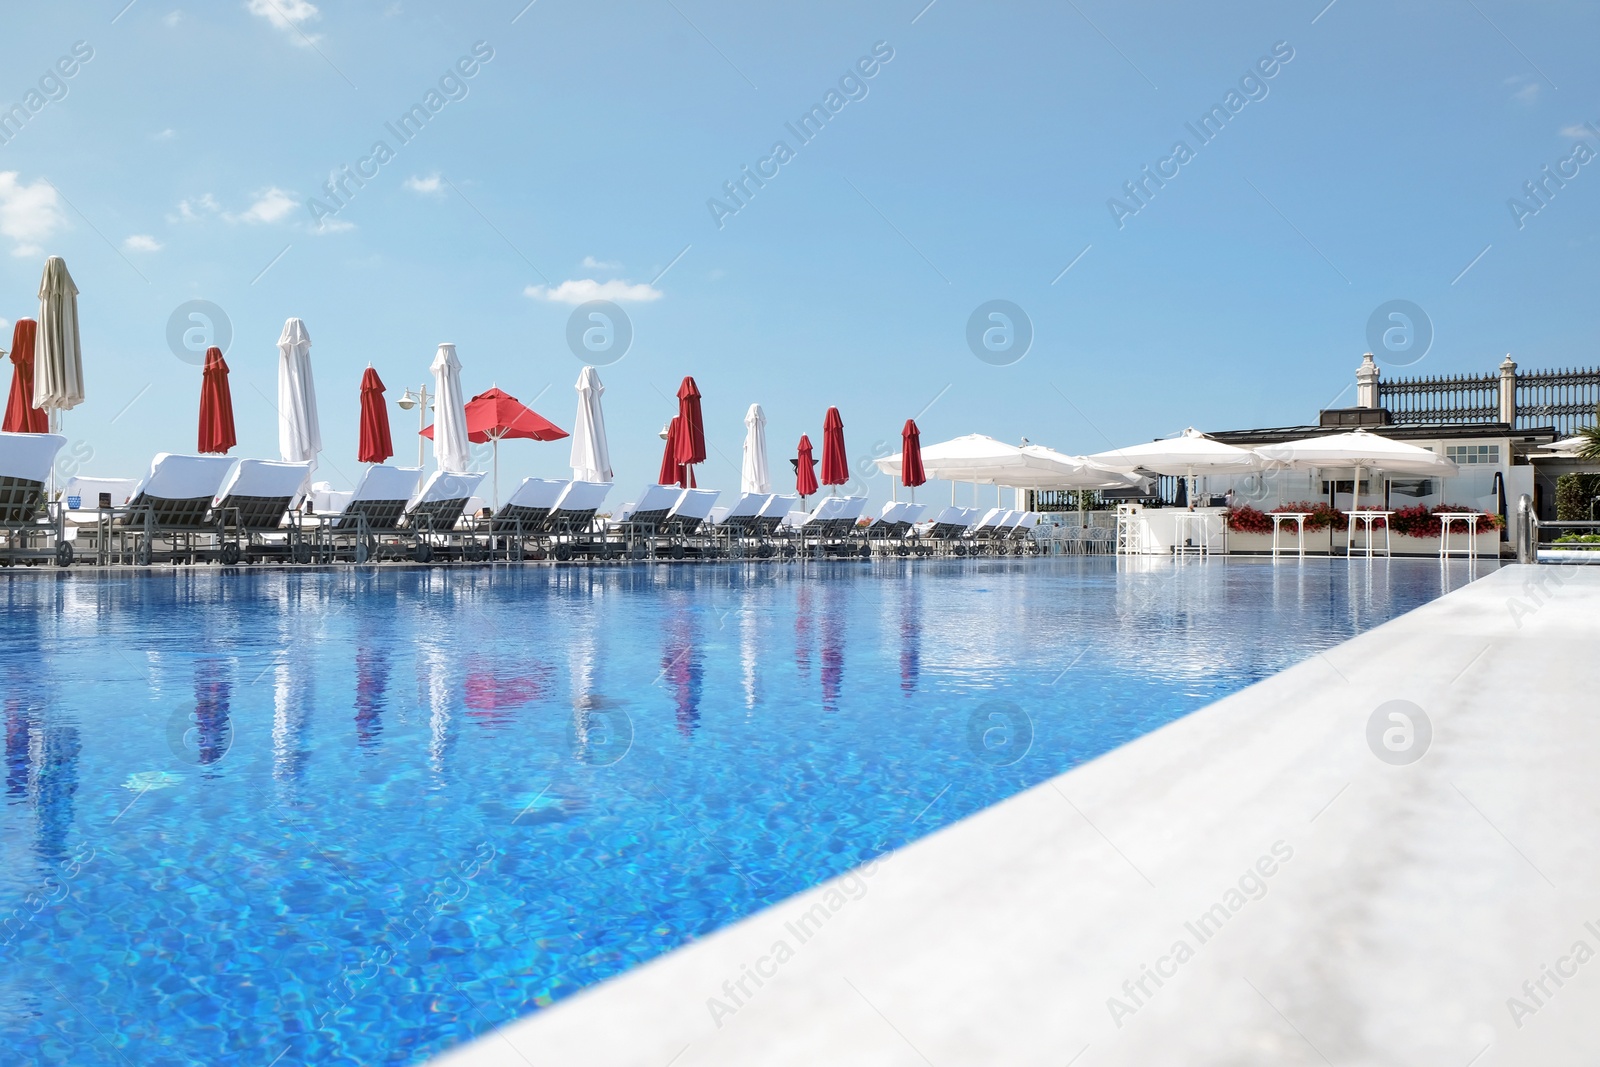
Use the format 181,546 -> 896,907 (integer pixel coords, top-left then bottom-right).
396,385 -> 433,468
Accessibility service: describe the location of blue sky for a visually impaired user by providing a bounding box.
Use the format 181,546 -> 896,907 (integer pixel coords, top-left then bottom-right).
2,0 -> 1598,501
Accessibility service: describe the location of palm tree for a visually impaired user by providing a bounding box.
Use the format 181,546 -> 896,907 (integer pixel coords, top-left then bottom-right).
1579,423 -> 1600,460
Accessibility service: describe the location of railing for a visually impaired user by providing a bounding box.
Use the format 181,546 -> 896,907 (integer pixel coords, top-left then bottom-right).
1513,367 -> 1600,437
1381,366 -> 1600,436
1518,494 -> 1600,563
1379,372 -> 1498,426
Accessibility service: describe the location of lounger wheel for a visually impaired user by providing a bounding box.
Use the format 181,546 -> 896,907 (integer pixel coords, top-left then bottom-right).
670,543 -> 686,560
355,537 -> 374,564
136,541 -> 153,567
857,544 -> 871,559
291,541 -> 313,565
553,544 -> 573,562
782,544 -> 796,559
953,545 -> 967,556
412,542 -> 433,564
896,544 -> 909,557
465,543 -> 488,562
55,542 -> 73,568
221,543 -> 242,566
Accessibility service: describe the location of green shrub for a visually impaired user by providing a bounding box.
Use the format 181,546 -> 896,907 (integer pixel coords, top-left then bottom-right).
1555,473 -> 1600,521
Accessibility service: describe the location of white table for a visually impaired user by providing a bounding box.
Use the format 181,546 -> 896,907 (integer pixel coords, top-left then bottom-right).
1438,512 -> 1481,560
1345,510 -> 1393,558
1271,512 -> 1310,559
1172,511 -> 1212,557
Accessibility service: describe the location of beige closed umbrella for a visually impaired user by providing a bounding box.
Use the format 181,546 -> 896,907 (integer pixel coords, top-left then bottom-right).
35,256 -> 85,431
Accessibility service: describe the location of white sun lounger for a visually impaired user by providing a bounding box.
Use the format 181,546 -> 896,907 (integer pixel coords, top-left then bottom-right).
211,460 -> 312,531
404,471 -> 486,531
326,466 -> 424,533
0,432 -> 69,566
547,480 -> 611,532
666,489 -> 720,535
205,459 -> 314,563
493,477 -> 569,531
713,492 -> 770,533
755,494 -> 798,536
924,505 -> 973,540
109,453 -> 237,565
619,484 -> 684,534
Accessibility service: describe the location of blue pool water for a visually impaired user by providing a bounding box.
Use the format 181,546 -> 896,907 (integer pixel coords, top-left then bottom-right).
1,557 -> 1491,1065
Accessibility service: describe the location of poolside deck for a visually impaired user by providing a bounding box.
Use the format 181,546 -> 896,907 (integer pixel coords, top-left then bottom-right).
433,563 -> 1599,1066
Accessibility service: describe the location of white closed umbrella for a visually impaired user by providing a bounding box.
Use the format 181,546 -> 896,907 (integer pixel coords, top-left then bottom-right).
1089,427 -> 1262,504
741,403 -> 770,494
35,256 -> 84,429
1254,428 -> 1458,513
429,343 -> 471,473
569,366 -> 612,482
276,318 -> 321,474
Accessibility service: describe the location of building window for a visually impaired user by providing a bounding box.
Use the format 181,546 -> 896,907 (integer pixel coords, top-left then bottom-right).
1446,444 -> 1499,465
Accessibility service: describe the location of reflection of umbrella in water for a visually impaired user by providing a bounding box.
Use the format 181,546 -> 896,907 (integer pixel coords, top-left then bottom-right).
900,581 -> 922,694
794,582 -> 814,677
35,725 -> 81,864
355,646 -> 390,747
662,613 -> 703,738
464,659 -> 552,728
192,659 -> 232,767
819,584 -> 844,713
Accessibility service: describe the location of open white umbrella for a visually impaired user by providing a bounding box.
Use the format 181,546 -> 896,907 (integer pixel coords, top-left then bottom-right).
1254,428 -> 1458,512
34,256 -> 84,430
570,366 -> 612,482
1089,427 -> 1262,504
741,403 -> 770,494
276,318 -> 321,475
429,343 -> 470,474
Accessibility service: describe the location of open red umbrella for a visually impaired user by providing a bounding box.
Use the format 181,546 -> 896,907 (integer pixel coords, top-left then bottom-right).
901,418 -> 927,498
422,387 -> 568,507
358,367 -> 394,464
795,434 -> 818,498
820,406 -> 848,490
675,376 -> 707,485
3,319 -> 48,434
660,416 -> 687,487
198,347 -> 237,455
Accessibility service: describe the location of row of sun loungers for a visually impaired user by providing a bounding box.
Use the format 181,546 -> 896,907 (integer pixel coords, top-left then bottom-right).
2,431 -> 1051,567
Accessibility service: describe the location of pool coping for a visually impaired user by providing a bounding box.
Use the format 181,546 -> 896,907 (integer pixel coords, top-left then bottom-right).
426,563 -> 1600,1066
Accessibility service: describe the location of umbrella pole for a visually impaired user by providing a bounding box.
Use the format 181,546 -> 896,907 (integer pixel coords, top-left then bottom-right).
493,437 -> 500,511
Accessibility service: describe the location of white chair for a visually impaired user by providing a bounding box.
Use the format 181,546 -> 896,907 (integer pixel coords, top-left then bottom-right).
210,459 -> 314,563
0,432 -> 69,567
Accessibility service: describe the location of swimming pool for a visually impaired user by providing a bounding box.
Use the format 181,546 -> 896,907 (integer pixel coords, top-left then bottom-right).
0,557 -> 1492,1065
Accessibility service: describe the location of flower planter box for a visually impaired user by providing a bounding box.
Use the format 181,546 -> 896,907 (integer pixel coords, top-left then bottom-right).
1223,528 -> 1501,557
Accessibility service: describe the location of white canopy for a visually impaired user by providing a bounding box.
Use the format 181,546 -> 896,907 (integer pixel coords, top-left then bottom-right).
429,343 -> 471,474
872,434 -> 1132,490
276,318 -> 322,470
741,403 -> 770,494
570,366 -> 612,482
1254,429 -> 1458,513
34,257 -> 84,418
1254,429 -> 1458,477
1088,427 -> 1263,475
1014,445 -> 1146,490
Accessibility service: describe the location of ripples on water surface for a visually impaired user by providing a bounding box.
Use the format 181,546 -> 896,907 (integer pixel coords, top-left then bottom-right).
0,557 -> 1492,1064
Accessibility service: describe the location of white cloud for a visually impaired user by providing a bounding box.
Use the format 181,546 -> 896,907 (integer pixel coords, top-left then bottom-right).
402,173 -> 443,195
123,234 -> 163,252
1505,76 -> 1540,105
1559,122 -> 1596,138
171,193 -> 221,222
581,255 -> 621,270
245,0 -> 321,43
164,10 -> 183,26
313,217 -> 355,234
0,172 -> 67,258
524,278 -> 664,304
230,187 -> 297,224
154,128 -> 177,141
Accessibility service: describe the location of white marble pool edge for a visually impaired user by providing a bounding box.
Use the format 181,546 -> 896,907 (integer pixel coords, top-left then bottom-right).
431,563 -> 1600,1066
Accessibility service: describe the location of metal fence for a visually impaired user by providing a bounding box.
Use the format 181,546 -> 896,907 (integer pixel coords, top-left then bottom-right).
1378,366 -> 1600,437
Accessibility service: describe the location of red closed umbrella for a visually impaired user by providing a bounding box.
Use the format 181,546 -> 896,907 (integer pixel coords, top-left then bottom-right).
198,347 -> 237,455
3,319 -> 48,434
675,377 -> 707,485
901,418 -> 927,497
659,416 -> 688,487
358,367 -> 395,464
795,434 -> 818,498
820,406 -> 848,489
